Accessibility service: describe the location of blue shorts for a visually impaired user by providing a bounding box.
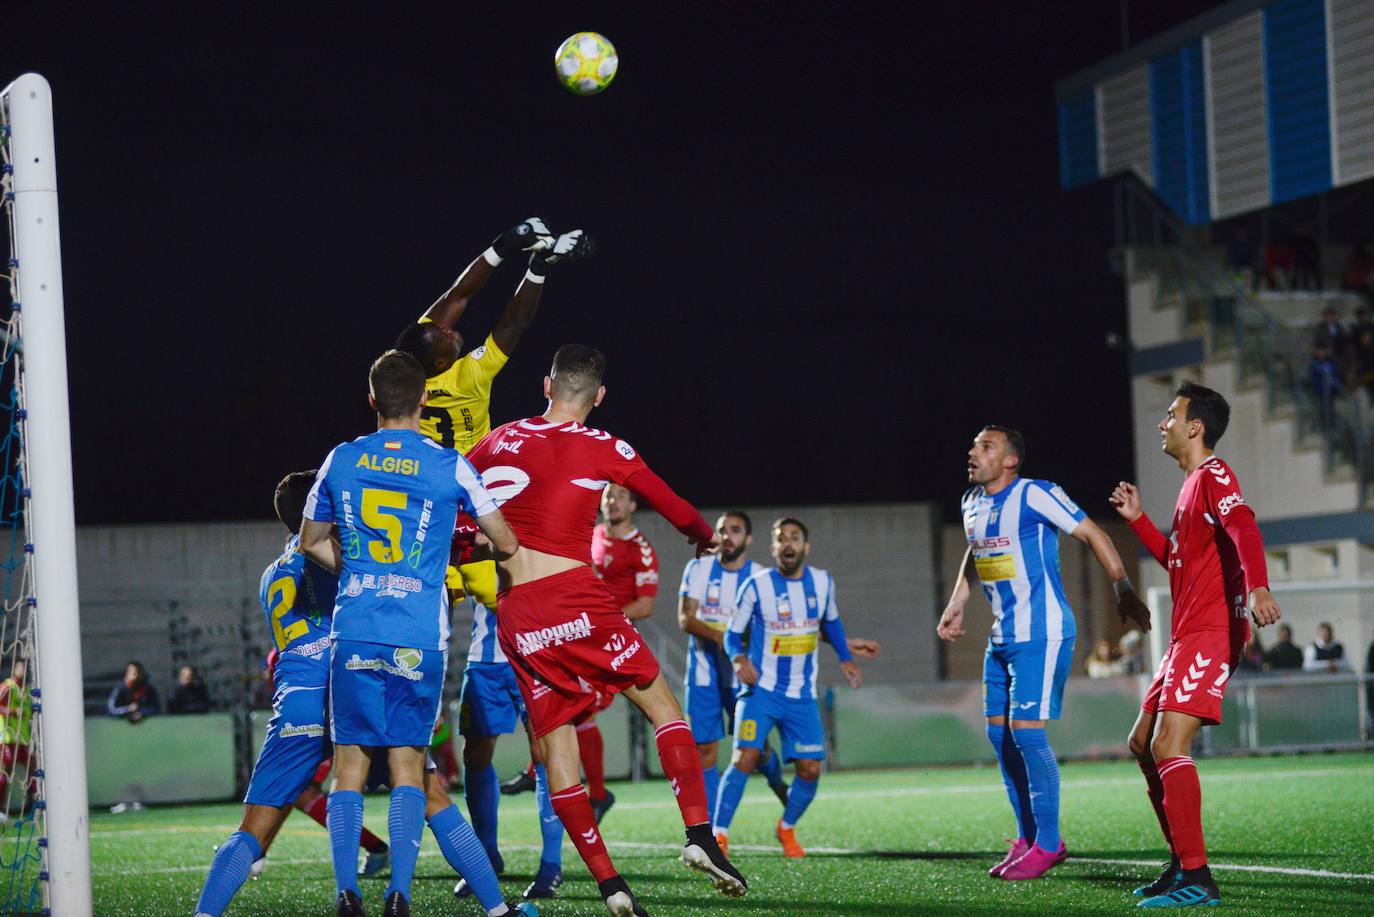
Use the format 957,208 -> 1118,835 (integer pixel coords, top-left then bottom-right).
732,688 -> 825,762
244,653 -> 331,807
330,639 -> 447,747
983,637 -> 1076,721
459,661 -> 526,737
685,672 -> 735,744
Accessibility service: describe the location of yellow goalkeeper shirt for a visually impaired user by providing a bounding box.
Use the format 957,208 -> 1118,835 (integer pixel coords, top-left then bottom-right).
417,324 -> 509,454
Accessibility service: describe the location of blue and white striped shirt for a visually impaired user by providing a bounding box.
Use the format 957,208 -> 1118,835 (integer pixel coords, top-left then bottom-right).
961,477 -> 1086,644
679,558 -> 764,689
466,599 -> 505,664
725,566 -> 851,700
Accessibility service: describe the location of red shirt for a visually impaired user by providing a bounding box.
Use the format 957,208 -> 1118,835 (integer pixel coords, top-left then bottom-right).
467,416 -> 712,563
591,523 -> 660,607
1130,455 -> 1268,638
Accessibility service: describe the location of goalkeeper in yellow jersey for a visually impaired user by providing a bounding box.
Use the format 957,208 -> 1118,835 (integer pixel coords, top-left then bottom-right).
393,217 -> 594,898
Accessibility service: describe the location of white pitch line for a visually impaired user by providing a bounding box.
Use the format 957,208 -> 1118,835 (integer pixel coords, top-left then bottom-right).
87,765 -> 1371,837
94,840 -> 1374,883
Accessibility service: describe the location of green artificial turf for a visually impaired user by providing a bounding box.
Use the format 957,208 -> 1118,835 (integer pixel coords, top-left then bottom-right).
77,752 -> 1372,915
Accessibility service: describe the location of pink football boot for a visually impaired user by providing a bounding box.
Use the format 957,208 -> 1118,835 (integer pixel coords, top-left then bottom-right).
999,841 -> 1068,880
988,838 -> 1031,878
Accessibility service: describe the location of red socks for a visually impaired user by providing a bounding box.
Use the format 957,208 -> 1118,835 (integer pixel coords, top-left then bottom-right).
1157,756 -> 1206,870
654,720 -> 710,827
303,794 -> 386,853
577,721 -> 607,800
551,784 -> 617,882
1136,757 -> 1175,853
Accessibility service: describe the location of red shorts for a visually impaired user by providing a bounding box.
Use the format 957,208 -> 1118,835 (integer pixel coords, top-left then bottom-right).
497,566 -> 660,738
1143,628 -> 1245,726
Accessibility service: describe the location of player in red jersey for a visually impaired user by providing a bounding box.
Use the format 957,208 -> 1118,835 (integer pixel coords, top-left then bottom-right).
1111,381 -> 1280,909
464,344 -> 746,917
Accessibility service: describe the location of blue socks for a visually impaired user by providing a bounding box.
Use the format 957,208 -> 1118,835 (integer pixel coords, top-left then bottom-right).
534,763 -> 563,867
757,748 -> 785,789
1011,727 -> 1061,851
428,803 -> 504,910
384,785 -> 427,901
465,762 -> 501,863
713,765 -> 749,831
701,764 -> 721,825
780,776 -> 818,827
327,790 -> 364,896
987,723 -> 1035,843
195,830 -> 261,916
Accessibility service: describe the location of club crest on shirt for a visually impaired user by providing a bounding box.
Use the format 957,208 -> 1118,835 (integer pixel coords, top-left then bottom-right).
777,596 -> 792,620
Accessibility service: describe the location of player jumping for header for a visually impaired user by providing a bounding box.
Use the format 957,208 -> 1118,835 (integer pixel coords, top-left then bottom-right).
1111,382 -> 1279,908
398,219 -> 591,903
465,344 -> 747,917
938,425 -> 1149,880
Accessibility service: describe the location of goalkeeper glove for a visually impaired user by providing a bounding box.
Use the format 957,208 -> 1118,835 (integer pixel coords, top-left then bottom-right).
1113,577 -> 1152,632
528,229 -> 596,279
487,217 -> 553,263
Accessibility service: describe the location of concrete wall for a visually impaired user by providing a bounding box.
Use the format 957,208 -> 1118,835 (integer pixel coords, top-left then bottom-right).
73,502 -> 944,707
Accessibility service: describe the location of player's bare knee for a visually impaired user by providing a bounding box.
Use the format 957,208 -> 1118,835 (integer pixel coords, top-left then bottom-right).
424,775 -> 451,817
795,759 -> 821,781
732,746 -> 760,773
698,741 -> 718,769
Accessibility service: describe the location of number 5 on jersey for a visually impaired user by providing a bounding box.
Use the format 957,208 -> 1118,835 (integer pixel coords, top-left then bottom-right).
362,488 -> 407,563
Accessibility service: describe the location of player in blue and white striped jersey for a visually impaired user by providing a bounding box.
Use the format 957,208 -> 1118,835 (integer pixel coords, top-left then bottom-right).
937,425 -> 1147,882
677,511 -> 790,823
712,517 -> 863,858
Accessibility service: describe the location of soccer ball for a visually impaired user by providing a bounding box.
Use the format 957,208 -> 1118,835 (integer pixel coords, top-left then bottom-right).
554,32 -> 618,96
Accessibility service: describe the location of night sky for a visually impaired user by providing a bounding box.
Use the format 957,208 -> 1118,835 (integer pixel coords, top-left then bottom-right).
3,1 -> 1227,525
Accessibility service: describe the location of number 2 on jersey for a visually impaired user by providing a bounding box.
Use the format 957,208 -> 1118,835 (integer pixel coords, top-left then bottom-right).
361,488 -> 407,563
268,576 -> 308,651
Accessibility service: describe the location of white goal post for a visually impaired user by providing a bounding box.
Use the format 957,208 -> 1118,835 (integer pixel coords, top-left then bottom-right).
3,72 -> 92,916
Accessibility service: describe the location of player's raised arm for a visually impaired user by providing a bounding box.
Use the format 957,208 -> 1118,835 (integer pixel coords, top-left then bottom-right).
490,228 -> 596,355
423,218 -> 552,329
1111,481 -> 1171,567
621,467 -> 717,555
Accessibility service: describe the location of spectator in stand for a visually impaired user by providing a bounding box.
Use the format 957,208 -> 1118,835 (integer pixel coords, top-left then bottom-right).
1313,305 -> 1351,359
1226,229 -> 1258,289
1266,625 -> 1304,670
1303,622 -> 1349,673
168,664 -> 211,714
1292,227 -> 1322,291
1353,326 -> 1374,400
1237,633 -> 1266,673
107,661 -> 160,723
1264,238 -> 1296,290
1343,240 -> 1374,303
1309,342 -> 1345,429
1085,639 -> 1120,678
1117,629 -> 1145,675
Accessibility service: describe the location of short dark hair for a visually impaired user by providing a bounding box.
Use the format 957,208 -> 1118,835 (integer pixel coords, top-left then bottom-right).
370,350 -> 427,419
1175,381 -> 1230,448
772,516 -> 808,541
394,323 -> 439,376
549,344 -> 606,402
982,425 -> 1026,471
274,470 -> 318,534
721,510 -> 753,535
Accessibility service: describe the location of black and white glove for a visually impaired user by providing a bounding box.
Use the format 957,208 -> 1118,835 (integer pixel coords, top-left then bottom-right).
486,217 -> 554,263
527,229 -> 596,279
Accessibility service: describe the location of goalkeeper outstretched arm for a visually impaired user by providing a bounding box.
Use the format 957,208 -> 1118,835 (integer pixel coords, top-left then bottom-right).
422,217 -> 553,330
